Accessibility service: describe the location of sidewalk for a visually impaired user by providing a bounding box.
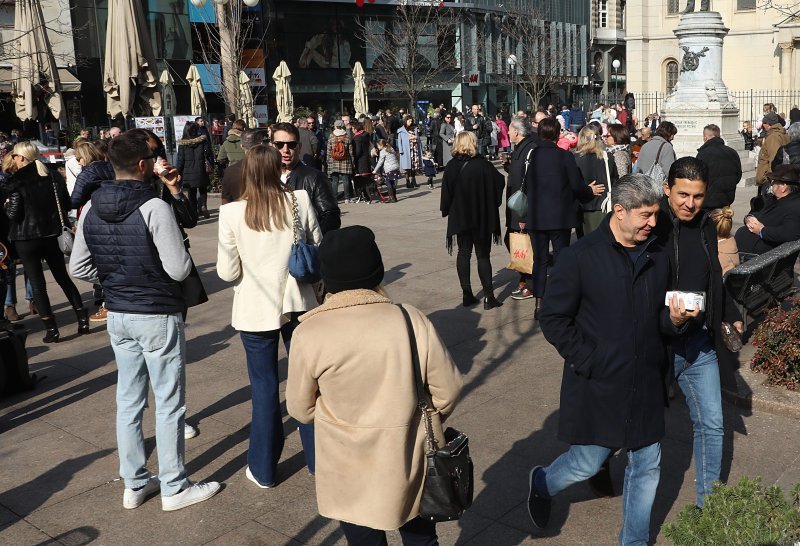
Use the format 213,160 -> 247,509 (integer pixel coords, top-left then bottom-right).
1,176 -> 798,545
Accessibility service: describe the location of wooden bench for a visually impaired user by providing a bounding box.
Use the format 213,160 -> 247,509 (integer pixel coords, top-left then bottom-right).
724,240 -> 800,329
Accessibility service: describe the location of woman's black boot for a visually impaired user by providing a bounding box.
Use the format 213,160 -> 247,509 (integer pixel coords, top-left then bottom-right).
484,295 -> 503,310
42,317 -> 59,343
76,308 -> 90,336
462,291 -> 479,307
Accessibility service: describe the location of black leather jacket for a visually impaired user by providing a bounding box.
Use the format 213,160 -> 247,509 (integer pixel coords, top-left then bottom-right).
285,163 -> 341,234
6,162 -> 70,241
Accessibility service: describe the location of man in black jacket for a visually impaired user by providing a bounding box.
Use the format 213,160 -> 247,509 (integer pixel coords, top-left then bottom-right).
528,174 -> 692,543
503,117 -> 540,300
465,104 -> 486,156
655,156 -> 743,509
271,123 -> 341,234
735,164 -> 800,254
220,129 -> 269,205
695,124 -> 742,210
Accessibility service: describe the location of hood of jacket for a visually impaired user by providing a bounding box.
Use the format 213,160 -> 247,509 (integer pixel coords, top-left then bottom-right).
224,133 -> 241,144
91,179 -> 158,224
179,135 -> 208,147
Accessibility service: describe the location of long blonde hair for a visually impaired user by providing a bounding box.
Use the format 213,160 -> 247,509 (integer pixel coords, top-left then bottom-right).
240,145 -> 290,232
12,141 -> 49,177
576,126 -> 604,158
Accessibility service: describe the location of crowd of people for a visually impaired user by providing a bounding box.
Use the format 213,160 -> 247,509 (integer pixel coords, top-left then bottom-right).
2,93 -> 800,546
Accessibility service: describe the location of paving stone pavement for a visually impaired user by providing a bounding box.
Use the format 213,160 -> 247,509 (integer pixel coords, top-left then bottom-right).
1,174 -> 798,546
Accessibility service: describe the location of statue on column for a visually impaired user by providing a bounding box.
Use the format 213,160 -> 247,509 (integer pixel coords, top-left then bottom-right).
682,0 -> 710,13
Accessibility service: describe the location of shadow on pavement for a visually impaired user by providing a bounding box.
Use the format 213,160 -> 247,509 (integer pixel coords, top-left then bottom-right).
284,514 -> 343,546
35,526 -> 100,545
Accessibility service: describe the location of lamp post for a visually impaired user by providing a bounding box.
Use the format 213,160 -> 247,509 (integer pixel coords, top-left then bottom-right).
611,58 -> 621,103
507,54 -> 517,113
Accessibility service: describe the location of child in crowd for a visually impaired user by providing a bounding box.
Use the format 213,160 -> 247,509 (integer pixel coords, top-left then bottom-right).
422,149 -> 437,189
710,207 -> 740,274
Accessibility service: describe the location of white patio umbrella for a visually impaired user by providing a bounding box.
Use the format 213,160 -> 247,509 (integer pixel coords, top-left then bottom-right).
159,69 -> 177,117
186,64 -> 207,117
238,71 -> 256,128
272,61 -> 293,123
12,0 -> 64,121
352,62 -> 369,118
103,0 -> 161,117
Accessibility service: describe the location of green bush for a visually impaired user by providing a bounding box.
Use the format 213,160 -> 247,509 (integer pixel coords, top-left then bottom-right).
750,296 -> 800,391
662,477 -> 800,546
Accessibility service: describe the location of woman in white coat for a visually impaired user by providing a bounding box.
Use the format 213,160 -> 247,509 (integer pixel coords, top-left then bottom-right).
217,145 -> 322,488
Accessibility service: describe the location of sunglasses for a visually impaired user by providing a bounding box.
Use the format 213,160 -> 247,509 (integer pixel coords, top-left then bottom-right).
273,141 -> 298,150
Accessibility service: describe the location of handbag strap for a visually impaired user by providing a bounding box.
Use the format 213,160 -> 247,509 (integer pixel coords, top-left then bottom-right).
397,304 -> 437,454
289,190 -> 300,245
600,151 -> 612,213
51,176 -> 67,230
654,141 -> 667,164
521,148 -> 534,193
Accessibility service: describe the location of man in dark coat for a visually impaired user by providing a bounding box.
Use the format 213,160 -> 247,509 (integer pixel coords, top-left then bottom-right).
735,164 -> 800,254
271,123 -> 341,234
429,111 -> 443,165
503,117 -> 540,300
526,118 -> 603,317
528,173 -> 693,544
652,157 -> 742,509
695,124 -> 742,210
220,128 -> 269,205
465,104 -> 486,156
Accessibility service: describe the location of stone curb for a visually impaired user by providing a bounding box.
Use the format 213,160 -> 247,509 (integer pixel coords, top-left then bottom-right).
722,344 -> 800,419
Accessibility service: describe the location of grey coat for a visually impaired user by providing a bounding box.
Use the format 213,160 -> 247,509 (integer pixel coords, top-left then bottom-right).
636,136 -> 675,178
439,122 -> 455,166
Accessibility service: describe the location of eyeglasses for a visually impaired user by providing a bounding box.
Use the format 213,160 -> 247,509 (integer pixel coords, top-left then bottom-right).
273,141 -> 298,150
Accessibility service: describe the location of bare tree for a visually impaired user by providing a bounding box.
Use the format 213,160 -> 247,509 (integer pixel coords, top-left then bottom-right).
356,2 -> 461,117
192,2 -> 269,117
498,10 -> 576,110
757,0 -> 800,16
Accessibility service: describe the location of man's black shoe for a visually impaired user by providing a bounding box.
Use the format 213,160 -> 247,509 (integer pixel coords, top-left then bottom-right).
587,458 -> 614,497
527,466 -> 551,529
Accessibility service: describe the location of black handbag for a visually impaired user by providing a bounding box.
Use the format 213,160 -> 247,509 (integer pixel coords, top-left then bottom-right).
398,304 -> 473,522
288,192 -> 321,284
180,259 -> 208,308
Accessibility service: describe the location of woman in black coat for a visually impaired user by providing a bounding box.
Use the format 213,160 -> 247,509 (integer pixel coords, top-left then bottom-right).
574,126 -> 618,237
6,142 -> 88,342
176,121 -> 215,218
527,118 -> 603,317
350,120 -> 374,203
440,131 -> 505,309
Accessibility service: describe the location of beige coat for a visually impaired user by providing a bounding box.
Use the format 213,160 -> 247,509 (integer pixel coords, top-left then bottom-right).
217,190 -> 322,331
756,125 -> 790,184
286,290 -> 463,530
718,236 -> 740,275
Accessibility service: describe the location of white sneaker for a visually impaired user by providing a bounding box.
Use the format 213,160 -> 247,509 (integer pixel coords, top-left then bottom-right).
184,423 -> 198,440
123,475 -> 160,509
245,466 -> 275,489
161,481 -> 221,511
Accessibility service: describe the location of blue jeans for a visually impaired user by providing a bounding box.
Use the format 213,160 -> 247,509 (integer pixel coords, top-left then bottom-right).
330,173 -> 352,200
107,312 -> 189,496
240,314 -> 314,485
540,443 -> 661,546
673,330 -> 723,508
5,265 -> 34,306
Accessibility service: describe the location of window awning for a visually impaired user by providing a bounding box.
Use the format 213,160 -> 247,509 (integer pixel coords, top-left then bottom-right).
0,67 -> 82,94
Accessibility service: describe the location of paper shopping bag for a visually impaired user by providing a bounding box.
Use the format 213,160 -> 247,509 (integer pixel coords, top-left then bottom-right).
507,232 -> 533,274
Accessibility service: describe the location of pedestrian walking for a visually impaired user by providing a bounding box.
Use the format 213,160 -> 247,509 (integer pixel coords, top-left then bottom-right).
397,116 -> 423,189
70,132 -> 220,511
529,173 -> 693,545
351,120 -> 374,203
6,142 -> 89,342
217,144 -> 321,487
286,225 -> 463,545
439,112 -> 456,167
605,123 -> 632,176
217,119 -> 247,167
327,120 -> 354,203
176,121 -> 215,219
440,131 -> 505,309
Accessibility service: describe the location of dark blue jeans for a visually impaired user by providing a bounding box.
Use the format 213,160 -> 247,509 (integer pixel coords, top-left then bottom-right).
240,314 -> 315,485
340,517 -> 438,546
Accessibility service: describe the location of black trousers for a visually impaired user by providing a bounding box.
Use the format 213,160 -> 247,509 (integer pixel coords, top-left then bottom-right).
339,517 -> 437,546
456,231 -> 494,296
183,186 -> 207,213
15,237 -> 83,318
530,229 -> 571,298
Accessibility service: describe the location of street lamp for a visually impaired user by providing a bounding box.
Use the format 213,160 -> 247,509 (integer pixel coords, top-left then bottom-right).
507,54 -> 517,113
612,58 -> 621,103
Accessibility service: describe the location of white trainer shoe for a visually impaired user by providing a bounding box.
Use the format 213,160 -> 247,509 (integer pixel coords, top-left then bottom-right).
123,475 -> 160,509
245,466 -> 275,489
161,481 -> 221,511
184,423 -> 198,440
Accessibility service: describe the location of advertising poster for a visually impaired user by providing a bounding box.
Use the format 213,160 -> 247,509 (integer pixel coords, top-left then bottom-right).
134,116 -> 166,139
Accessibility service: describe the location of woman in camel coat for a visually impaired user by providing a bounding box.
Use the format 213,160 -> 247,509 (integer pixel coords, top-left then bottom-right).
286,226 -> 463,544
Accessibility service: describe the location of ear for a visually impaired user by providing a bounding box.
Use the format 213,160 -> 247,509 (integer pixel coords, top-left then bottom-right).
663,182 -> 670,197
613,203 -> 626,219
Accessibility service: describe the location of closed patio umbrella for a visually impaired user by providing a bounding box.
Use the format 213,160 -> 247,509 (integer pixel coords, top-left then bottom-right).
186,64 -> 207,117
272,61 -> 293,123
238,71 -> 256,128
12,0 -> 64,121
352,62 -> 369,118
103,0 -> 162,118
159,69 -> 177,118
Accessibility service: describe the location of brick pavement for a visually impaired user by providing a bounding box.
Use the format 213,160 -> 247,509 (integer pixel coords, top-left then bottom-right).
1,175 -> 799,545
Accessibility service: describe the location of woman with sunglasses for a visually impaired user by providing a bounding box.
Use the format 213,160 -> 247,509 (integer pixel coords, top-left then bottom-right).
6,142 -> 88,342
439,112 -> 455,168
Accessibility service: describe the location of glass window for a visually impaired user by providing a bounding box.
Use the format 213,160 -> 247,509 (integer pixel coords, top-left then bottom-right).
599,0 -> 608,28
737,0 -> 756,9
667,0 -> 679,15
666,60 -> 678,93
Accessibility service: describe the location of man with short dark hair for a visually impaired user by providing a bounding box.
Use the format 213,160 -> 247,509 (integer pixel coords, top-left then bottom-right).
220,128 -> 269,204
296,117 -> 320,169
270,122 -> 340,234
69,132 -> 220,512
696,124 -> 742,210
529,173 -> 692,543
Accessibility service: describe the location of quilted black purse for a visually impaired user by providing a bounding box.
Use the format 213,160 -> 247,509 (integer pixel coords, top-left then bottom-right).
398,304 -> 473,522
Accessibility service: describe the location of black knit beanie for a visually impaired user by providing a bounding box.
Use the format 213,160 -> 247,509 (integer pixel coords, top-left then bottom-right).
320,225 -> 384,293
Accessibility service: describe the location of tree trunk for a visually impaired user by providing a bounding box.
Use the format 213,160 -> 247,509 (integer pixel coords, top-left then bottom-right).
216,2 -> 240,116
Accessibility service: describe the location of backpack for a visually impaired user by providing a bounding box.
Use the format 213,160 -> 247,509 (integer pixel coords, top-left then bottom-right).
331,136 -> 347,161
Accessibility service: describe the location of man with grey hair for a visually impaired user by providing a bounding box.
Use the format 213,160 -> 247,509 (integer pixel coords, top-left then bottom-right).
772,121 -> 800,169
696,123 -> 742,210
504,117 -> 540,299
220,128 -> 269,204
528,173 -> 694,544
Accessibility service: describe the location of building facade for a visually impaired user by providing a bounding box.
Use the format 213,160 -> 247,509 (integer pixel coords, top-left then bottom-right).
589,0 -> 626,102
